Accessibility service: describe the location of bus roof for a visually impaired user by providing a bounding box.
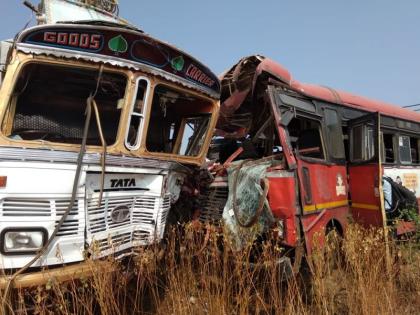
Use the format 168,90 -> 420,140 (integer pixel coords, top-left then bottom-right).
220,55 -> 420,124
291,81 -> 420,123
15,23 -> 220,98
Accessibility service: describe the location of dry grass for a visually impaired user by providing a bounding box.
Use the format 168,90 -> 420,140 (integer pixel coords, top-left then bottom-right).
2,224 -> 420,315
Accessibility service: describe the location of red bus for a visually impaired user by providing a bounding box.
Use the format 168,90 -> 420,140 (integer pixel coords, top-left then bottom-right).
200,55 -> 420,261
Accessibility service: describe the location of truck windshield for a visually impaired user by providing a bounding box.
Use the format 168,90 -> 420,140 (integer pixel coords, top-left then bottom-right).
2,63 -> 126,146
146,85 -> 212,157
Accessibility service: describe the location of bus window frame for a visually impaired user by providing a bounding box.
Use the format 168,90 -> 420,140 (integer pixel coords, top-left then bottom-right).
290,114 -> 328,164
398,134 -> 413,165
413,137 -> 420,165
380,130 -> 397,165
348,112 -> 379,164
322,106 -> 346,164
350,123 -> 376,163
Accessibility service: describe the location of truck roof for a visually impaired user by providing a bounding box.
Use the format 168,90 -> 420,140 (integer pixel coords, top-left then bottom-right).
15,23 -> 220,98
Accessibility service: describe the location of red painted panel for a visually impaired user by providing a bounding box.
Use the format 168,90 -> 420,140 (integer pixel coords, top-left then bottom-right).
255,58 -> 292,85
296,159 -> 350,253
297,160 -> 348,208
348,164 -> 383,227
267,177 -> 296,218
267,176 -> 297,246
301,207 -> 349,255
294,83 -> 420,123
396,221 -> 416,236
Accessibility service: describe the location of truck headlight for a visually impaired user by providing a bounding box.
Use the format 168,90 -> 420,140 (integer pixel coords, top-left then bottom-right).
1,228 -> 47,255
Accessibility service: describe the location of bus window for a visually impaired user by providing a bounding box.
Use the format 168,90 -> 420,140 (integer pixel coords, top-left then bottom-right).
366,127 -> 375,159
398,135 -> 412,164
288,117 -> 325,160
125,78 -> 150,150
410,137 -> 419,164
382,133 -> 395,163
351,124 -> 375,162
145,85 -> 212,157
324,108 -> 345,160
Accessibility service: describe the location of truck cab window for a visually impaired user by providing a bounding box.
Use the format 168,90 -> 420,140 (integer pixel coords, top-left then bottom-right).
145,85 -> 212,157
178,116 -> 210,156
125,78 -> 149,150
3,63 -> 126,146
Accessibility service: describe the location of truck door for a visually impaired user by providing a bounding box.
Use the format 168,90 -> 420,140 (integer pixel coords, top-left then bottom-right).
348,113 -> 386,228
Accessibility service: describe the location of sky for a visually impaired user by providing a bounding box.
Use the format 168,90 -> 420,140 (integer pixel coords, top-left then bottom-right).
0,0 -> 419,107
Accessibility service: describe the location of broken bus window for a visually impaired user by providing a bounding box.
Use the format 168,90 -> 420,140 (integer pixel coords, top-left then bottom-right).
288,117 -> 325,160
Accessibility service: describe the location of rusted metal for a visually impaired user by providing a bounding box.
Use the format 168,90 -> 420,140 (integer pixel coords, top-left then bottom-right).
0,53 -> 219,167
0,260 -> 113,289
219,54 -> 420,129
266,86 -> 297,170
209,54 -> 420,260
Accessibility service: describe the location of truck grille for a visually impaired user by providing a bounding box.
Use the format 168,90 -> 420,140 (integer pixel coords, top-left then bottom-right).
97,232 -> 132,253
1,198 -> 81,236
0,193 -> 171,257
87,195 -> 163,233
87,194 -> 171,256
199,176 -> 228,224
2,199 -> 51,216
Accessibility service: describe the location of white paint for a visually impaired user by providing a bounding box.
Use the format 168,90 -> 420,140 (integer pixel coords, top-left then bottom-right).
384,167 -> 420,198
336,173 -> 346,196
0,159 -> 179,269
43,0 -> 126,25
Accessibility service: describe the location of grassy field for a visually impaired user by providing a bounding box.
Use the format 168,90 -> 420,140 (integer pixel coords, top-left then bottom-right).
3,224 -> 420,315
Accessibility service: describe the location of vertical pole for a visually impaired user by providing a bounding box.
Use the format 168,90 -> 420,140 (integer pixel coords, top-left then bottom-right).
377,112 -> 392,274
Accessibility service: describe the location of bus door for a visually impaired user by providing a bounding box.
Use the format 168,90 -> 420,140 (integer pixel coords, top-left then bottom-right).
266,87 -> 349,251
293,110 -> 349,252
348,112 -> 386,228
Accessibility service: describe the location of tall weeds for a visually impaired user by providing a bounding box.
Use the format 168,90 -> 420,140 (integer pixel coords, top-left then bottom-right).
2,224 -> 419,314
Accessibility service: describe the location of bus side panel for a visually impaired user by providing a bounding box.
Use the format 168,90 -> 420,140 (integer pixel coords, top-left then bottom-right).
296,160 -> 349,253
349,164 -> 383,227
383,166 -> 420,235
300,207 -> 349,255
383,166 -> 420,205
296,160 -> 349,213
267,172 -> 298,247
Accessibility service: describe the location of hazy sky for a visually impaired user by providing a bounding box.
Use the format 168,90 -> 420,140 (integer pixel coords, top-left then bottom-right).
1,1 -> 419,107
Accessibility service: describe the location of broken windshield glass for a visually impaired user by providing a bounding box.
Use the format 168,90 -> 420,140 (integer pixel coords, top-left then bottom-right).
2,63 -> 126,146
145,85 -> 212,157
